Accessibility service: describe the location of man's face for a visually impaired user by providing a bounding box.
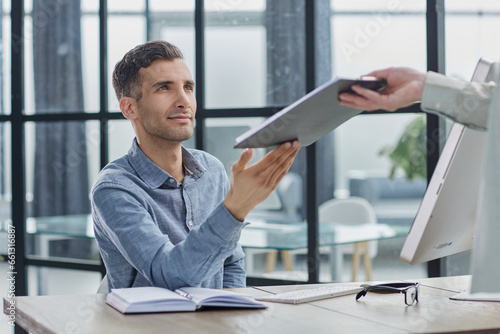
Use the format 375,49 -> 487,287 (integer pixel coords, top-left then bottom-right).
133,58 -> 197,143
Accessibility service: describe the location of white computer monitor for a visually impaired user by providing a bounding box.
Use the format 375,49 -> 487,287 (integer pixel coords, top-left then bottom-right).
399,58 -> 500,301
399,123 -> 485,264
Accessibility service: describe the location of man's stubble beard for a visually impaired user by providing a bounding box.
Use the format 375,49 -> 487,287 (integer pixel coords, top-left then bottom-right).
145,122 -> 194,144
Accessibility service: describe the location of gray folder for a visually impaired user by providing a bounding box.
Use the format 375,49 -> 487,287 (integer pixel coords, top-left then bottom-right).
234,77 -> 385,148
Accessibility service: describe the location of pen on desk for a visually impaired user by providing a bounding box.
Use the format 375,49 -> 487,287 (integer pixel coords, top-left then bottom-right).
175,289 -> 193,300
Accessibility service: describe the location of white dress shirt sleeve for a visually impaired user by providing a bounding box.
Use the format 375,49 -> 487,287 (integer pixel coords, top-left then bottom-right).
421,71 -> 496,130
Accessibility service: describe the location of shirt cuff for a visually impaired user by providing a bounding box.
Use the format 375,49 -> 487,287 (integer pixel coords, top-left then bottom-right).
207,202 -> 249,242
422,71 -> 491,130
421,71 -> 466,112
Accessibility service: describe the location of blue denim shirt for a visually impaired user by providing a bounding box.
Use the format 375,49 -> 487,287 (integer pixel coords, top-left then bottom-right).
91,139 -> 247,292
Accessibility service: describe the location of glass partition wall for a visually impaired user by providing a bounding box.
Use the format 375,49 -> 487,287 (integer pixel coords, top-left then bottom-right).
3,3 -> 500,321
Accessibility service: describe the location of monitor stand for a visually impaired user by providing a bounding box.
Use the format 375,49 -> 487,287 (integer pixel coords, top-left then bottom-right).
450,291 -> 500,302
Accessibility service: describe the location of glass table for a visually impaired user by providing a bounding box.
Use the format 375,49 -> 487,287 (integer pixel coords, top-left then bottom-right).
239,220 -> 411,281
0,215 -> 100,295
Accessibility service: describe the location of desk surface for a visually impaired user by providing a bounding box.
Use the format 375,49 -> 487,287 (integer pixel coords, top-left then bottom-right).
4,276 -> 500,334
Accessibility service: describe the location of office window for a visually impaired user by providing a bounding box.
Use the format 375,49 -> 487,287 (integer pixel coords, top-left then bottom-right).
25,121 -> 99,218
24,0 -> 99,114
108,0 -> 145,12
1,0 -> 9,115
107,16 -> 146,112
1,14 -> 12,334
0,122 -> 11,255
24,120 -> 100,265
250,113 -> 428,283
306,4 -> 428,282
81,3 -> 100,113
108,119 -> 136,162
204,6 -> 267,109
0,1 -> 10,228
8,1 -> 475,302
335,114 -> 427,195
331,1 -> 427,75
0,11 -> 12,334
149,1 -> 195,75
445,2 -> 500,78
333,114 -> 427,282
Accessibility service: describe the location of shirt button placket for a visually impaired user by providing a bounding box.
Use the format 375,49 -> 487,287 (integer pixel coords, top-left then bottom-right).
183,183 -> 193,229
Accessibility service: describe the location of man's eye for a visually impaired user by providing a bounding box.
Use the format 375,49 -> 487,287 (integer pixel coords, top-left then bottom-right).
185,85 -> 194,91
158,86 -> 167,91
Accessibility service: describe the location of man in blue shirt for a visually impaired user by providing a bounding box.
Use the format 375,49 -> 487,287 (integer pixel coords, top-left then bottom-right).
92,41 -> 300,292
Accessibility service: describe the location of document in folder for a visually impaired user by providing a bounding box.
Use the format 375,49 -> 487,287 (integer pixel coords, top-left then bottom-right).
234,77 -> 386,148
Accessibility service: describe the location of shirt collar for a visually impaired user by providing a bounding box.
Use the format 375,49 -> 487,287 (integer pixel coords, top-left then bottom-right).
128,138 -> 205,189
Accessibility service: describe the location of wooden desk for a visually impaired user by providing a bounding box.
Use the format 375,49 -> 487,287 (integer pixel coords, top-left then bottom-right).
4,276 -> 500,334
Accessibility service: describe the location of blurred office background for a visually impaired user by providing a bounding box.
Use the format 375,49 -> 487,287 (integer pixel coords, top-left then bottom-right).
2,1 -> 500,332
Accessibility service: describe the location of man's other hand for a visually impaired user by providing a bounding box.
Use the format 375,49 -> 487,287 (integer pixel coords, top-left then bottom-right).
224,140 -> 301,221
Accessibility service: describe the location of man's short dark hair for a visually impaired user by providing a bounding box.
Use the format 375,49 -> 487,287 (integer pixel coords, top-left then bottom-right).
112,40 -> 184,101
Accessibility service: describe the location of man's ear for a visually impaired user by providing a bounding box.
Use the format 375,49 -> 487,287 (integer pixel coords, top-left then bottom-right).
120,97 -> 138,120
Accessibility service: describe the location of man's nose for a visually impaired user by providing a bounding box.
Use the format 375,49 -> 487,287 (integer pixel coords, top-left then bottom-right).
175,90 -> 191,110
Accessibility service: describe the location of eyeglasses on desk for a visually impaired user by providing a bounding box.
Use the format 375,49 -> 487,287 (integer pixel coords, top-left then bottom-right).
356,282 -> 420,306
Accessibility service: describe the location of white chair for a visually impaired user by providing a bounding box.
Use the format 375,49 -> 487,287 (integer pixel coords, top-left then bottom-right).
319,197 -> 378,281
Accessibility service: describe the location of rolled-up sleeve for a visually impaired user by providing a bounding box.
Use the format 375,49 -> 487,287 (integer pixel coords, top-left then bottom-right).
421,71 -> 495,130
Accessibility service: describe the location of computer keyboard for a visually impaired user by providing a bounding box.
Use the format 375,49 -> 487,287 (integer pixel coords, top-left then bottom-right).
256,285 -> 364,304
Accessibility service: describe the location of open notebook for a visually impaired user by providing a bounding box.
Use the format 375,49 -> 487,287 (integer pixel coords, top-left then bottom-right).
106,286 -> 266,313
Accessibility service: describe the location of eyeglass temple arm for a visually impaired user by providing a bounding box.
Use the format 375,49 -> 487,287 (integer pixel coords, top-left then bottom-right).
355,289 -> 368,300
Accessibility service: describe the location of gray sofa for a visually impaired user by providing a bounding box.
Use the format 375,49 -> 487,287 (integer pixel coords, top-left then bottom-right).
349,173 -> 427,226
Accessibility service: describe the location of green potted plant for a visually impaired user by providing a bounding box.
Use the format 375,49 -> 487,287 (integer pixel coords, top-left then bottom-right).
379,115 -> 427,181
